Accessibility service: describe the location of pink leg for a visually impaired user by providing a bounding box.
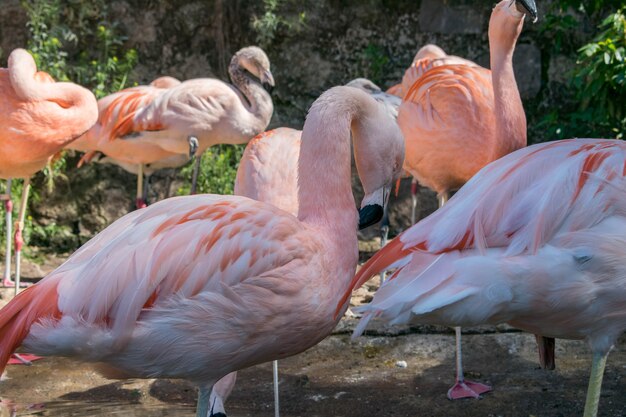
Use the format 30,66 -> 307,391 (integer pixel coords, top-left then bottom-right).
446,327 -> 492,400
2,180 -> 14,288
135,165 -> 147,209
12,178 -> 31,294
410,178 -> 418,224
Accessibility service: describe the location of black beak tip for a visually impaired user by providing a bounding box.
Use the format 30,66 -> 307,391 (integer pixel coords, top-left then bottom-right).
358,204 -> 384,230
517,0 -> 538,22
262,82 -> 274,93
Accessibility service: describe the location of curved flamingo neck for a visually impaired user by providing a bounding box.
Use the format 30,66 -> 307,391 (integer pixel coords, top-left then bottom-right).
489,15 -> 527,158
228,58 -> 273,134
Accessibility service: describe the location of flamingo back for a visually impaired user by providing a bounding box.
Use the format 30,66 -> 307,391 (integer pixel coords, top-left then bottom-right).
235,128 -> 302,216
398,64 -> 495,194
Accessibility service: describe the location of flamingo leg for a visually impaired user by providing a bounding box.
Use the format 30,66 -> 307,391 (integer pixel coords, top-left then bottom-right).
2,179 -> 13,287
410,178 -> 418,224
135,164 -> 146,209
13,177 -> 31,295
190,151 -> 202,195
379,203 -> 390,285
273,360 -> 280,417
197,383 -> 225,417
143,174 -> 152,206
583,351 -> 608,417
442,189 -> 491,399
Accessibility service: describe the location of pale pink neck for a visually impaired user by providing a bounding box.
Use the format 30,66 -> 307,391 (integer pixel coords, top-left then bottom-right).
490,27 -> 527,158
297,96 -> 358,237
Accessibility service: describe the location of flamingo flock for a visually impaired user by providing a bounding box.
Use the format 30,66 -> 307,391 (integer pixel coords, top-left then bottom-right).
0,1 -> 624,417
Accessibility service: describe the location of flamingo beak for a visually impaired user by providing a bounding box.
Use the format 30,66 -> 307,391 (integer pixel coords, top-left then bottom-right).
358,185 -> 389,230
261,69 -> 275,93
515,0 -> 538,23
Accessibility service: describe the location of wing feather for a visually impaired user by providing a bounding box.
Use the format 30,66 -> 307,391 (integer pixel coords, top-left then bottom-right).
339,139 -> 626,313
47,195 -> 305,341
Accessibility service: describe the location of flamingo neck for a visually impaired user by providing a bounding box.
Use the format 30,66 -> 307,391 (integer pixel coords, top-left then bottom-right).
228,60 -> 273,135
490,21 -> 527,158
297,90 -> 360,239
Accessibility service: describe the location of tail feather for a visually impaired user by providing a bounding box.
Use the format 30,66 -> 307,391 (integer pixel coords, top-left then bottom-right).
334,236 -> 412,319
0,282 -> 60,374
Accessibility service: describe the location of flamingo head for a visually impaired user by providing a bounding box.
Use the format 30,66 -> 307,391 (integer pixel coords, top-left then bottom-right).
353,93 -> 405,230
235,46 -> 275,93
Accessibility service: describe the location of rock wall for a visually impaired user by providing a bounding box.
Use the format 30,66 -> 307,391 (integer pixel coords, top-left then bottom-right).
0,0 -> 597,248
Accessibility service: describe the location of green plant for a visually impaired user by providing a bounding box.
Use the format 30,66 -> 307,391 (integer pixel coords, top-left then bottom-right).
22,0 -> 138,99
251,0 -> 306,49
359,43 -> 390,86
572,7 -> 626,138
177,145 -> 246,196
535,5 -> 626,140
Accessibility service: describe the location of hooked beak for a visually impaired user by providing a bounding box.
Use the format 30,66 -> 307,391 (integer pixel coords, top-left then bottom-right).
261,69 -> 275,93
358,185 -> 389,230
514,0 -> 538,23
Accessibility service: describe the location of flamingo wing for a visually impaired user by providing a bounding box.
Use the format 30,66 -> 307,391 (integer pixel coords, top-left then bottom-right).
338,139 -> 626,316
3,196 -> 308,357
98,86 -> 165,141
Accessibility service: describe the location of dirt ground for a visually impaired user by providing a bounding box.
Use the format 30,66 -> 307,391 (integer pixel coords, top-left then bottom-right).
0,255 -> 625,417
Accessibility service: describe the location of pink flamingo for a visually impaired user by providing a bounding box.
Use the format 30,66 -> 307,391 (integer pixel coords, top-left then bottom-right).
382,0 -> 536,399
0,86 -> 405,417
68,46 -> 275,208
0,48 -> 98,291
340,138 -> 626,417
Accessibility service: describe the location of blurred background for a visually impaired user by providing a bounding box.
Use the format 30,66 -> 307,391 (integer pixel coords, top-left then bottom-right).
0,0 -> 623,264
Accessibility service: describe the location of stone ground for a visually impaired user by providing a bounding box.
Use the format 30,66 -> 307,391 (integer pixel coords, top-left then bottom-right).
0,254 -> 625,417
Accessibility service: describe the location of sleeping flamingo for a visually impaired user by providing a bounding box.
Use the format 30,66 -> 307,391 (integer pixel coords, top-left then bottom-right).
68,46 -> 274,208
0,86 -> 405,417
0,48 -> 98,290
385,0 -> 536,399
339,138 -> 626,417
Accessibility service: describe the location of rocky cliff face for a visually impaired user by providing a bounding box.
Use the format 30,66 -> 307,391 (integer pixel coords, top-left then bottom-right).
0,0 -> 585,248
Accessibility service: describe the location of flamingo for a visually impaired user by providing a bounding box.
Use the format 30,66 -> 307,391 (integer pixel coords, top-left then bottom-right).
68,46 -> 275,208
383,0 -> 536,399
338,138 -> 626,417
0,48 -> 98,291
0,86 -> 405,417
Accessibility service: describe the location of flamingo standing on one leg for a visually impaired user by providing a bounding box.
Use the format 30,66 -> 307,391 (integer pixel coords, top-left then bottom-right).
0,48 -> 98,291
340,138 -> 626,417
380,0 -> 537,399
69,46 -> 275,209
0,86 -> 405,417
225,83 -> 398,414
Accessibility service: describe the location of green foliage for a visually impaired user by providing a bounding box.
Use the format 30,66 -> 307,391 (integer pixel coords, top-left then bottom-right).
251,0 -> 306,49
358,43 -> 390,86
535,4 -> 625,140
177,145 -> 246,196
572,8 -> 626,138
22,0 -> 138,99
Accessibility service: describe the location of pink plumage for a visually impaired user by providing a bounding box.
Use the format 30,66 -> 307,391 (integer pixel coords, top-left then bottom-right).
0,86 -> 405,416
342,138 -> 626,417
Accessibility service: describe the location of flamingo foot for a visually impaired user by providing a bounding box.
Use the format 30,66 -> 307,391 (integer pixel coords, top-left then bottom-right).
447,379 -> 492,400
8,353 -> 42,365
135,198 -> 147,209
1,278 -> 30,288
